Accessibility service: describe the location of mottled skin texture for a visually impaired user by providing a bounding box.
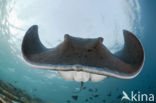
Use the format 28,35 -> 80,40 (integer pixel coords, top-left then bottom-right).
22,25 -> 144,78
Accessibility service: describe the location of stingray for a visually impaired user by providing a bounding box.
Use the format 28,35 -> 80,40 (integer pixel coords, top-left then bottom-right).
22,25 -> 144,83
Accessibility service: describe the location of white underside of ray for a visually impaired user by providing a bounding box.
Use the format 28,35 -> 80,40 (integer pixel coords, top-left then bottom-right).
58,71 -> 106,82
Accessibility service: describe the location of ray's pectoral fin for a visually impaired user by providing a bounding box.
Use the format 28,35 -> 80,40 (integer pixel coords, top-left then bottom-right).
22,25 -> 70,66
22,25 -> 48,62
112,30 -> 144,77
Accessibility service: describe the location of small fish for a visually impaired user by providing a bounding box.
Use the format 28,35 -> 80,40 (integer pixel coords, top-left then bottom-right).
66,100 -> 71,103
85,99 -> 89,102
107,92 -> 112,97
94,94 -> 99,98
88,88 -> 93,92
117,94 -> 122,99
89,97 -> 93,100
72,96 -> 78,101
102,99 -> 106,103
83,87 -> 86,90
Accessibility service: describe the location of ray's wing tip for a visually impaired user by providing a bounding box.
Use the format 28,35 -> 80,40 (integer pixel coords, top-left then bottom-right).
122,29 -> 144,49
26,25 -> 38,34
122,29 -> 141,42
30,24 -> 38,30
22,24 -> 45,57
30,25 -> 38,29
22,25 -> 39,45
123,29 -> 133,36
123,29 -> 129,32
122,29 -> 145,77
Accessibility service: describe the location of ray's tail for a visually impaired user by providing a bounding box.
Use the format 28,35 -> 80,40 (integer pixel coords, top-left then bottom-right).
73,82 -> 84,93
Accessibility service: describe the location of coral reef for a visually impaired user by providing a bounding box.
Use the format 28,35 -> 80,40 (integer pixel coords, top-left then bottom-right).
0,79 -> 44,103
